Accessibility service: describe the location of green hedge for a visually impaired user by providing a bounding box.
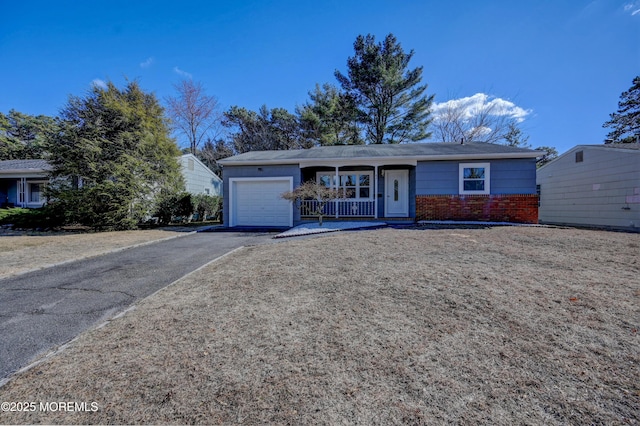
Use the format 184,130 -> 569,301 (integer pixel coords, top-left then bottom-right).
0,207 -> 65,229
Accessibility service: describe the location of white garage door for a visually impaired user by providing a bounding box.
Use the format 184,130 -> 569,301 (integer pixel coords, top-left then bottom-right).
231,178 -> 293,227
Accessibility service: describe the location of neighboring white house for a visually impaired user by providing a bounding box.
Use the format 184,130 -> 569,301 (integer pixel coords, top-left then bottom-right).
179,153 -> 222,197
536,144 -> 640,232
0,159 -> 51,208
1,155 -> 221,209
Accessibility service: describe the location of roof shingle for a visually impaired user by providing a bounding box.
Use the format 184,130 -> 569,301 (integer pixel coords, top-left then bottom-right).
219,142 -> 542,165
0,159 -> 52,172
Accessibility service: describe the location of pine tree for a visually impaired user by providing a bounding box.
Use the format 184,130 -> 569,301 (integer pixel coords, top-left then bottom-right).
48,81 -> 183,230
603,76 -> 640,143
335,33 -> 434,144
297,83 -> 363,146
0,110 -> 58,160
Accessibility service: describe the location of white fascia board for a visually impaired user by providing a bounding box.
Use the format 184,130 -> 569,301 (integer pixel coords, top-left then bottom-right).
0,170 -> 49,178
229,176 -> 294,182
300,158 -> 417,168
219,158 -> 299,166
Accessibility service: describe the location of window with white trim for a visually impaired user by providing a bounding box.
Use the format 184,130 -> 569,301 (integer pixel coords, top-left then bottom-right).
316,171 -> 373,199
459,163 -> 490,195
29,182 -> 46,203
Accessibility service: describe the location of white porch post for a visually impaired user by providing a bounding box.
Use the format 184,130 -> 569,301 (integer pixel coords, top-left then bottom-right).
18,177 -> 26,208
374,165 -> 378,219
335,166 -> 339,218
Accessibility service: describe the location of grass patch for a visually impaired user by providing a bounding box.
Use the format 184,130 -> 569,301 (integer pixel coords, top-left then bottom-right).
0,207 -> 30,222
0,229 -> 183,279
0,227 -> 638,424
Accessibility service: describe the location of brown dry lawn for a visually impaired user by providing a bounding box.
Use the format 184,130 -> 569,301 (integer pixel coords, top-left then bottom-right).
0,229 -> 184,279
0,226 -> 638,425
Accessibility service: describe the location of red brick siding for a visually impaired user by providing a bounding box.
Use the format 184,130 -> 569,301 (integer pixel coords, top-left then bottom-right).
416,194 -> 538,224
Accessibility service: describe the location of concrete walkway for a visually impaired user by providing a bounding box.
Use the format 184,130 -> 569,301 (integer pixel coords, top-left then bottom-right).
0,231 -> 275,382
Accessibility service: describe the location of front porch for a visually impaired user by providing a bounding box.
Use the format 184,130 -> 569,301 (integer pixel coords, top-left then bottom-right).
0,177 -> 47,208
299,163 -> 414,220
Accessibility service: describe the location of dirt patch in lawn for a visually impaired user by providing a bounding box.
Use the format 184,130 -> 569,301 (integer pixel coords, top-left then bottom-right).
0,229 -> 184,279
0,227 -> 638,424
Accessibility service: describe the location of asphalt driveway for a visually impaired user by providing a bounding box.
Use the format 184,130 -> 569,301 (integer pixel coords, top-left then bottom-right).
0,231 -> 276,382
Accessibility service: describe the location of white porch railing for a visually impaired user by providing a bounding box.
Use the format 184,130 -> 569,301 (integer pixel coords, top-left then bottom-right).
300,199 -> 375,218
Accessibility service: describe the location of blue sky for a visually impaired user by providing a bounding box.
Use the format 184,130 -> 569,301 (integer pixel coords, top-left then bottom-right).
1,0 -> 638,154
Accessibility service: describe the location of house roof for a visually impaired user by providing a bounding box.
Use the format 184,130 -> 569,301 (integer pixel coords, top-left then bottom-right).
537,143 -> 640,172
0,159 -> 52,173
599,142 -> 640,150
219,142 -> 543,166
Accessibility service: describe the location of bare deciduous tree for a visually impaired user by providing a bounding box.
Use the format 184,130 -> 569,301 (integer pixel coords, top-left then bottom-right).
166,80 -> 223,154
430,93 -> 528,144
281,181 -> 343,226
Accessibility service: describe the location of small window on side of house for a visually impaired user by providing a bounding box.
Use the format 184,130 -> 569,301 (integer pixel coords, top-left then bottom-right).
188,158 -> 195,170
575,151 -> 583,163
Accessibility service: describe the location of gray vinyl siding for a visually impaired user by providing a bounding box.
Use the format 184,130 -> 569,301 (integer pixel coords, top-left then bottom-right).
491,159 -> 537,194
409,167 -> 416,217
180,155 -> 222,196
222,164 -> 301,226
416,161 -> 457,194
537,146 -> 640,230
415,159 -> 537,195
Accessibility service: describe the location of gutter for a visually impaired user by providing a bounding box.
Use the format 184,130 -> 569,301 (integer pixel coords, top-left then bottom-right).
0,170 -> 50,179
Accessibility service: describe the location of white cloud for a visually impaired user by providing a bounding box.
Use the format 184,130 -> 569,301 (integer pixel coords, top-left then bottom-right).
140,57 -> 154,68
91,78 -> 108,90
173,66 -> 193,79
624,1 -> 640,15
432,93 -> 531,123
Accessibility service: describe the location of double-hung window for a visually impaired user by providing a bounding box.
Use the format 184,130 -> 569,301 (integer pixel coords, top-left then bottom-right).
459,163 -> 490,195
317,172 -> 373,199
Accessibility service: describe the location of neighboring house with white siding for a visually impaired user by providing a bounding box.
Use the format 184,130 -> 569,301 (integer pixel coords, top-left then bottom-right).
0,159 -> 51,208
1,155 -> 222,209
179,153 -> 222,197
536,144 -> 640,232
